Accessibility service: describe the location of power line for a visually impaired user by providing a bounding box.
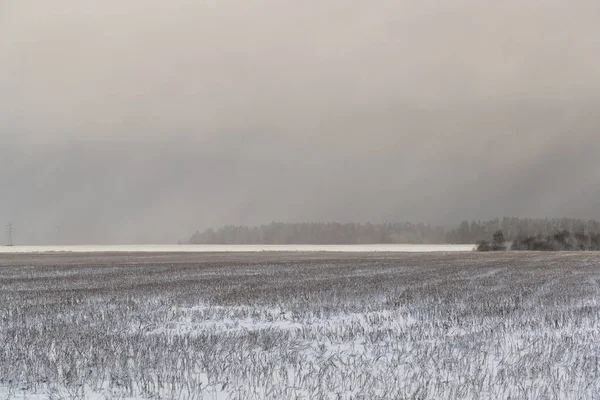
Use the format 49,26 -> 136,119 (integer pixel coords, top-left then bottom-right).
6,223 -> 14,246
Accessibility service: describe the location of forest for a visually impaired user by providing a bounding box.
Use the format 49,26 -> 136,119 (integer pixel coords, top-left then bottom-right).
188,218 -> 600,245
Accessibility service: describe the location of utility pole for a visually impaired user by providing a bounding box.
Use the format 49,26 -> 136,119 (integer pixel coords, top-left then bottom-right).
7,223 -> 14,246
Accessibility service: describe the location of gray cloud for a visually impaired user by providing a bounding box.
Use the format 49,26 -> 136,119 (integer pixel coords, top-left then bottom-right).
1,0 -> 600,243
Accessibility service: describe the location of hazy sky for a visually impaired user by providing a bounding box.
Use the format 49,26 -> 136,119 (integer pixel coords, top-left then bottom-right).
2,0 -> 600,244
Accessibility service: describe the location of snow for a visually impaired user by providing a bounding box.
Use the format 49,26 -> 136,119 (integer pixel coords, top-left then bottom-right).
0,244 -> 475,253
3,252 -> 598,399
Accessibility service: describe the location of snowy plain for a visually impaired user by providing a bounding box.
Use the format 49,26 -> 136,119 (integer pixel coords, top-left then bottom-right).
0,244 -> 475,253
1,251 -> 599,399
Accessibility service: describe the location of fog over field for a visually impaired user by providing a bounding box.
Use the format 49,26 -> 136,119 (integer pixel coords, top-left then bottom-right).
2,0 -> 600,243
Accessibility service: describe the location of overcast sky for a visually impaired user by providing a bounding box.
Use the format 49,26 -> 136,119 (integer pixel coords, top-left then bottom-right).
2,0 -> 600,244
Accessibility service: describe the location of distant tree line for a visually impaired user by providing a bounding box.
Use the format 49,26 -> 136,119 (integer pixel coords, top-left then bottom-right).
189,218 -> 600,245
510,230 -> 600,251
444,217 -> 600,244
189,222 -> 447,244
476,230 -> 507,252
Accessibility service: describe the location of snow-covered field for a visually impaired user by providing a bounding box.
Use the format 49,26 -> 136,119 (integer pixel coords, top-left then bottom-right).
0,244 -> 475,253
1,252 -> 600,399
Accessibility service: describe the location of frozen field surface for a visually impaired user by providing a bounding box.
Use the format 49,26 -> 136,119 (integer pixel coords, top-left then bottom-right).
0,244 -> 475,253
1,252 -> 600,399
